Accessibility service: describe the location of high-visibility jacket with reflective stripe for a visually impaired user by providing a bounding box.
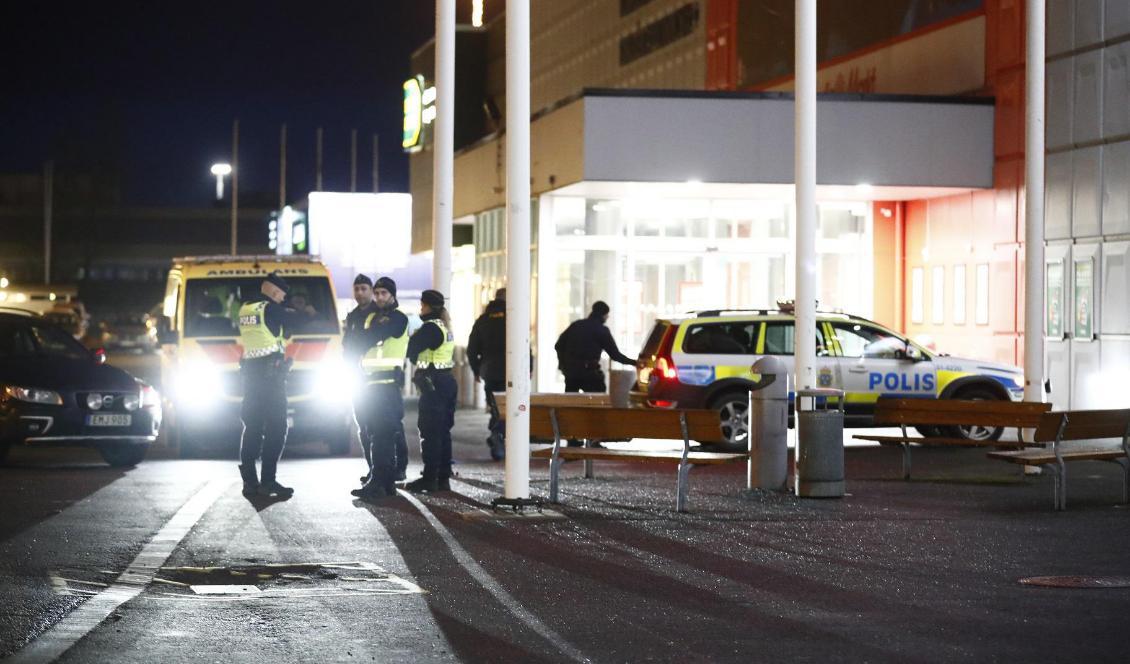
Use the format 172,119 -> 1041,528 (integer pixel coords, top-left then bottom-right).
416,319 -> 455,369
360,311 -> 409,378
238,301 -> 285,359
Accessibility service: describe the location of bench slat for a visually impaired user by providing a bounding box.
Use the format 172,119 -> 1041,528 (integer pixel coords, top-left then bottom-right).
872,398 -> 1051,428
853,434 -> 1025,448
1033,409 -> 1130,443
987,446 -> 1128,465
530,406 -> 725,444
495,393 -> 611,417
530,446 -> 744,465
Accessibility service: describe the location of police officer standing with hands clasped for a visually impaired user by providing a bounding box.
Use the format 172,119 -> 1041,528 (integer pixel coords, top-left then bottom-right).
350,276 -> 410,500
237,272 -> 306,498
342,274 -> 379,485
405,289 -> 457,493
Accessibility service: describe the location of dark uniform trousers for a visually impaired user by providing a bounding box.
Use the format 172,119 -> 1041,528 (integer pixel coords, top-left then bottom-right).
483,378 -> 506,439
417,369 -> 457,481
358,378 -> 404,485
240,357 -> 289,483
564,364 -> 607,394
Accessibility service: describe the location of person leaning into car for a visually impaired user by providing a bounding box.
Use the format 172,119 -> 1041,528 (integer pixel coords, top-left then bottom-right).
236,272 -> 306,499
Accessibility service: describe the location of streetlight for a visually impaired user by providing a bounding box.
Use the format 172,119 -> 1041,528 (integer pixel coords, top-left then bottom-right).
210,163 -> 232,201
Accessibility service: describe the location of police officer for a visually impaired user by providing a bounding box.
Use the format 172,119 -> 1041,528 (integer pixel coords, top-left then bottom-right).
554,300 -> 636,393
237,272 -> 304,498
350,276 -> 410,500
342,274 -> 379,485
466,288 -> 506,461
405,289 -> 457,493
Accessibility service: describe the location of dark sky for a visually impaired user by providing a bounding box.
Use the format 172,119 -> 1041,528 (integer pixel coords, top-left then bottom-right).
0,1 -> 437,207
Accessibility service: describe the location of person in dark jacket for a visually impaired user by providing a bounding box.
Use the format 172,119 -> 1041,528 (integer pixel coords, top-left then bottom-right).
554,300 -> 635,393
350,276 -> 410,500
342,274 -> 378,483
404,289 -> 457,493
466,288 -> 507,461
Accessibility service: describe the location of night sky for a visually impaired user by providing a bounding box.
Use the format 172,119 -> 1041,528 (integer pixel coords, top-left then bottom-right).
1,2 -> 437,207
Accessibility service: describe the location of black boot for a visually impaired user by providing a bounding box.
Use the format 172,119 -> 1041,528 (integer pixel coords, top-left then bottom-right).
404,476 -> 439,493
238,464 -> 259,497
258,479 -> 294,497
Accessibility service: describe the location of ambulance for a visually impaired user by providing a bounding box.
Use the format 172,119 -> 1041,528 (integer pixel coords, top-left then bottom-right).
631,304 -> 1025,448
157,256 -> 356,455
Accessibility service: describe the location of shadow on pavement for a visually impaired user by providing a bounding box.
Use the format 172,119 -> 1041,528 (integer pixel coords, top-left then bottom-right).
0,448 -> 127,539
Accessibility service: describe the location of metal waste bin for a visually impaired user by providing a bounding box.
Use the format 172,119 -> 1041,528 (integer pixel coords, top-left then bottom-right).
609,368 -> 635,408
794,388 -> 845,498
748,356 -> 788,492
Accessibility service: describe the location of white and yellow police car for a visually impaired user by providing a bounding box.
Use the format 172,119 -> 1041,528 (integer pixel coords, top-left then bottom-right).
630,304 -> 1025,447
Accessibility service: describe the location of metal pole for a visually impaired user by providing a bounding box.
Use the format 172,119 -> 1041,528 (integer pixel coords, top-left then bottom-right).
43,160 -> 53,284
432,0 -> 456,297
372,134 -> 380,193
315,127 -> 324,191
794,0 -> 817,390
279,123 -> 287,210
231,119 -> 239,256
504,0 -> 531,500
350,128 -> 358,193
1024,0 -> 1046,402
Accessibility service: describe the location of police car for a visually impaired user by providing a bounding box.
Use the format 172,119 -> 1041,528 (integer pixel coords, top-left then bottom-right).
630,304 -> 1025,448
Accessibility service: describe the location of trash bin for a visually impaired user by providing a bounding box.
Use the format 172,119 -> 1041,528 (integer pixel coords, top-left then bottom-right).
794,388 -> 845,498
609,368 -> 635,408
748,356 -> 788,492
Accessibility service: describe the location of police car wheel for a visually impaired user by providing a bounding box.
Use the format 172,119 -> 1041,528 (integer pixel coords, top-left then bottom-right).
709,392 -> 750,451
945,388 -> 1005,442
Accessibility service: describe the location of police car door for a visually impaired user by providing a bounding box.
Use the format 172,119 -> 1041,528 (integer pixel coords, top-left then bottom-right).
758,320 -> 838,394
827,321 -> 936,418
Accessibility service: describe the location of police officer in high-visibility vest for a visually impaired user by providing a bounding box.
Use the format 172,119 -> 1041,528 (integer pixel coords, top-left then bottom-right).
342,273 -> 379,484
350,276 -> 410,500
237,272 -> 304,498
405,289 -> 457,493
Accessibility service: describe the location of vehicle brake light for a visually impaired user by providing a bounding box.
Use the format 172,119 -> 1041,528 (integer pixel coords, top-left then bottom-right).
653,325 -> 678,381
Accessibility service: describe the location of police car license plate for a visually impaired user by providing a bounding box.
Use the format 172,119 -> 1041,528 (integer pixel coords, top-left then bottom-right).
87,414 -> 131,427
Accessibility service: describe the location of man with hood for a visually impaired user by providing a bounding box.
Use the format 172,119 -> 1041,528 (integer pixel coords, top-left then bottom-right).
350,276 -> 410,500
466,288 -> 507,460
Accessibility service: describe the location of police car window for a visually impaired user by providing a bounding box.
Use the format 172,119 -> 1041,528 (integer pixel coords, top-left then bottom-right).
681,322 -> 754,354
184,277 -> 339,337
830,322 -> 904,359
760,322 -> 827,356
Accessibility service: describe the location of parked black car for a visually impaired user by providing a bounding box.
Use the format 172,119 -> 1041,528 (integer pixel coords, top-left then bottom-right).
0,310 -> 161,466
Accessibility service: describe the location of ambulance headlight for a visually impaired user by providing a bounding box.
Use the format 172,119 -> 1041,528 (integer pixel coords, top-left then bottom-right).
315,361 -> 360,405
175,361 -> 224,409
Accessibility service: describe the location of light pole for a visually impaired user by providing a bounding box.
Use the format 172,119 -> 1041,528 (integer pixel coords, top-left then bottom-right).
210,163 -> 232,201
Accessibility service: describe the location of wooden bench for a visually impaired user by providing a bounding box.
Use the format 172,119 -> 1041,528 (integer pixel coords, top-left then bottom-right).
527,406 -> 745,512
987,408 -> 1130,510
853,398 -> 1052,479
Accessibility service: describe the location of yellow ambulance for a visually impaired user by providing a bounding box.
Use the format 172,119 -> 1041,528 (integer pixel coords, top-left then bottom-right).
157,256 -> 356,456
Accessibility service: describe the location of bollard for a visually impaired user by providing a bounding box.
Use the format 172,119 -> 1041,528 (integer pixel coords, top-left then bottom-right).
794,388 -> 845,498
748,356 -> 788,492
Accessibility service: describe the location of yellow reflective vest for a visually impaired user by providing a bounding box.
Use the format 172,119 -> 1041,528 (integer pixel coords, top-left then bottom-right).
360,311 -> 409,381
416,319 -> 455,369
238,301 -> 285,359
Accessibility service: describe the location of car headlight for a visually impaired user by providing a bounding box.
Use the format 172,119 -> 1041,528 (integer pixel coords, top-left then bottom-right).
123,393 -> 141,411
3,385 -> 64,406
140,384 -> 161,408
314,362 -> 361,404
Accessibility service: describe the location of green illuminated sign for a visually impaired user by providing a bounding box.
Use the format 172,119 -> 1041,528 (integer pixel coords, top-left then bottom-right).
402,75 -> 424,150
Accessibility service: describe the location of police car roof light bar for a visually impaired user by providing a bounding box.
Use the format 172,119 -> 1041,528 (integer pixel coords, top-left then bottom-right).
173,255 -> 323,265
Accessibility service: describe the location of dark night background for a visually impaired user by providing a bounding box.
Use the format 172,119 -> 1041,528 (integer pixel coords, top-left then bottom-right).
0,1 -> 438,206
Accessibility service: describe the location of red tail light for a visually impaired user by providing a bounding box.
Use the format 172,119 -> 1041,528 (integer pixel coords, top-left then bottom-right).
654,325 -> 678,381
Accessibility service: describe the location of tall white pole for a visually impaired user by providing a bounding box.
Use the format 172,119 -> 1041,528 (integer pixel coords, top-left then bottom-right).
231,119 -> 239,256
504,0 -> 531,500
432,0 -> 456,297
1024,0 -> 1046,402
794,0 -> 817,390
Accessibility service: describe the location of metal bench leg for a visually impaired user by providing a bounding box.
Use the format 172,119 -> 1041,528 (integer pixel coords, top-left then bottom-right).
550,458 -> 563,503
1051,462 -> 1066,511
583,439 -> 594,479
676,462 -> 691,513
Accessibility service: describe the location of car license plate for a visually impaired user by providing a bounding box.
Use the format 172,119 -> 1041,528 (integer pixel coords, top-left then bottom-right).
87,414 -> 131,427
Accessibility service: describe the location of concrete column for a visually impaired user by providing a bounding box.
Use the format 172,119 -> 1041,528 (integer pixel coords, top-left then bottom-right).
794,0 -> 817,390
1024,0 -> 1046,403
504,0 -> 531,500
432,0 -> 456,297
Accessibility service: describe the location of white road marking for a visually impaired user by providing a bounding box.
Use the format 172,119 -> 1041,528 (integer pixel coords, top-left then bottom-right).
399,489 -> 590,664
8,478 -> 233,664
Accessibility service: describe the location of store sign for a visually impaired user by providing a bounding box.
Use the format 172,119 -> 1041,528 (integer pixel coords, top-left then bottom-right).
403,75 -> 424,150
1046,261 -> 1063,339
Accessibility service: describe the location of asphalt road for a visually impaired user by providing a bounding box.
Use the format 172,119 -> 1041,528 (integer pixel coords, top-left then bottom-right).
1,352 -> 1129,662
